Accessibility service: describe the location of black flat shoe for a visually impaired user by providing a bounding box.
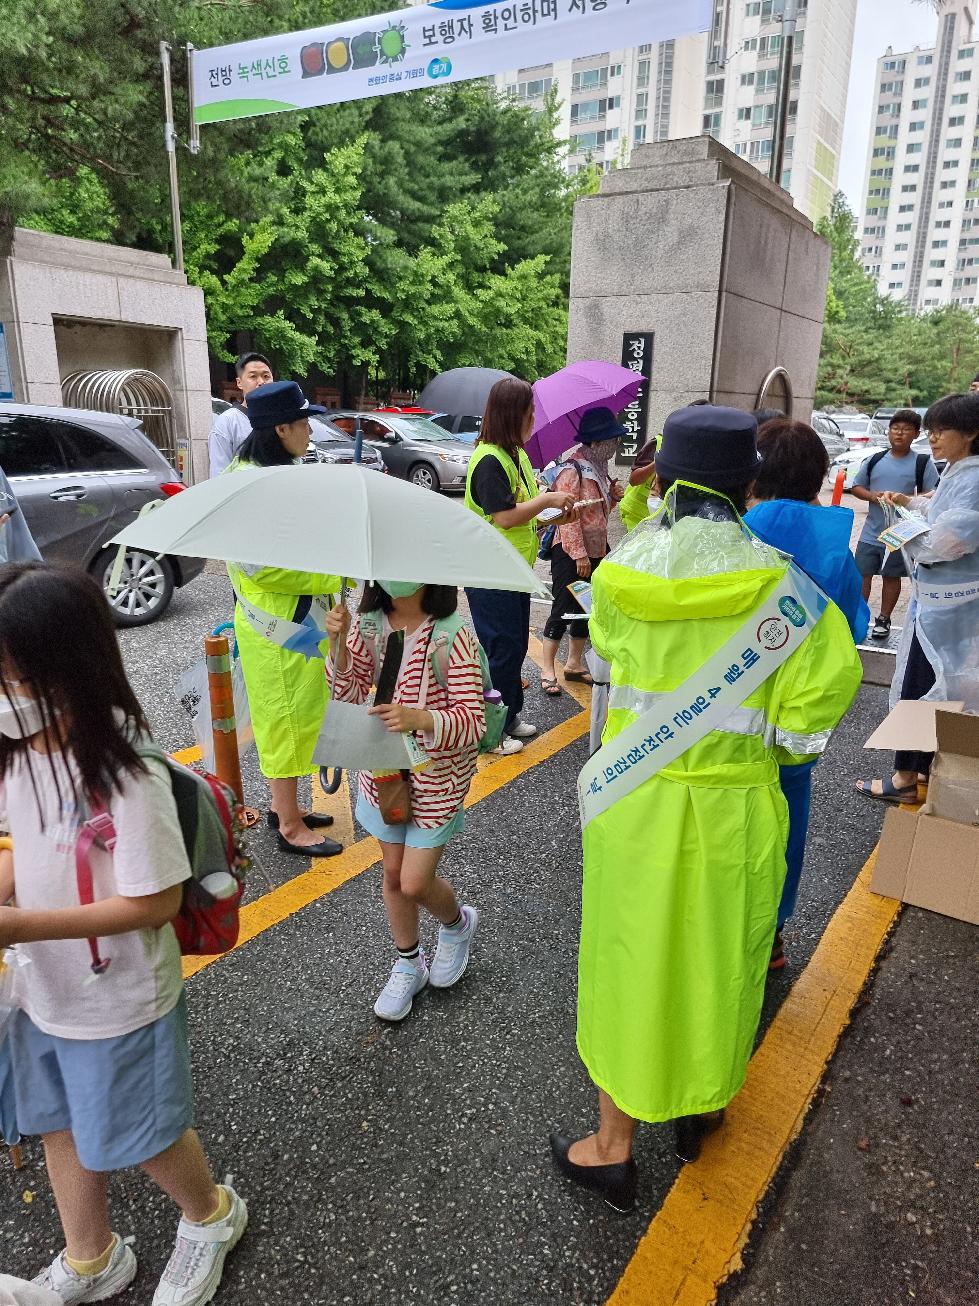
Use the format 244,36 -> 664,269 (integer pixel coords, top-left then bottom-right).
266,811 -> 335,832
674,1110 -> 725,1164
549,1132 -> 637,1213
275,832 -> 343,858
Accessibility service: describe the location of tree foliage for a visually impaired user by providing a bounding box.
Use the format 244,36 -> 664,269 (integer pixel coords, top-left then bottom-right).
816,193 -> 979,411
0,0 -> 585,394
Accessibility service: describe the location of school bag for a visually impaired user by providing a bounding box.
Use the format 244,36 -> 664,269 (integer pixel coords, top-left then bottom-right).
863,448 -> 931,494
76,746 -> 251,970
358,611 -> 508,754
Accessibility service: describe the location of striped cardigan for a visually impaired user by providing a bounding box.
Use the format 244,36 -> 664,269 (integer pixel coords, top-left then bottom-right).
329,615 -> 486,827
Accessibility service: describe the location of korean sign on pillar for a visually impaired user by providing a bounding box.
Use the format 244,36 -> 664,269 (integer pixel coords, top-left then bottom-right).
620,332 -> 653,460
192,0 -> 713,124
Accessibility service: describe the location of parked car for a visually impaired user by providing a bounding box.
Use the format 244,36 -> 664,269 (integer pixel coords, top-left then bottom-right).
326,411 -> 473,491
307,416 -> 387,472
831,415 -> 881,447
810,411 -> 848,459
870,406 -> 928,438
0,402 -> 205,626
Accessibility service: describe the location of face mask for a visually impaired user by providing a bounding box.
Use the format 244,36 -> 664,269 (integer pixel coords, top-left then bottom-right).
587,439 -> 619,463
377,580 -> 422,599
0,692 -> 57,740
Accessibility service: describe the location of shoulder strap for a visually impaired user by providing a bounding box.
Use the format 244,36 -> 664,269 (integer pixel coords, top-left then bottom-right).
865,448 -> 888,480
429,614 -> 466,690
915,452 -> 928,494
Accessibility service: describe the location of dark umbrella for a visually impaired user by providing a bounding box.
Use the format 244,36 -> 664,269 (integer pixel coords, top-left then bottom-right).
418,368 -> 515,431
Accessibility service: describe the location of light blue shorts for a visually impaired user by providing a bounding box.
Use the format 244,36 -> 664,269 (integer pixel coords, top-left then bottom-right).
9,994 -> 194,1172
356,793 -> 465,849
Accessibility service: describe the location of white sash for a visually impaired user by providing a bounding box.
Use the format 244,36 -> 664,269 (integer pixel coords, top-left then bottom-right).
232,582 -> 334,663
578,564 -> 829,829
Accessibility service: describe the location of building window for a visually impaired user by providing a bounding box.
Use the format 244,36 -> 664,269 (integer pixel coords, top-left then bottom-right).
911,99 -> 928,110
740,71 -> 755,87
572,68 -> 608,92
918,54 -> 933,66
952,92 -> 970,104
947,137 -> 964,148
909,121 -> 925,132
943,159 -> 961,168
959,46 -> 975,58
636,59 -> 650,89
905,164 -> 920,173
914,76 -> 931,88
891,262 -> 907,271
703,111 -> 722,134
634,90 -> 648,122
888,282 -> 904,290
950,115 -> 967,126
907,142 -> 923,154
883,58 -> 906,72
634,123 -> 647,145
955,70 -> 972,82
930,259 -> 947,268
895,243 -> 909,251
879,80 -> 904,95
897,222 -> 913,231
704,76 -> 725,109
899,203 -> 915,211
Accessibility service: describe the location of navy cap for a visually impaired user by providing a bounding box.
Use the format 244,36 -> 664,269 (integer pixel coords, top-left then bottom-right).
578,406 -> 628,444
246,380 -> 326,430
655,404 -> 761,490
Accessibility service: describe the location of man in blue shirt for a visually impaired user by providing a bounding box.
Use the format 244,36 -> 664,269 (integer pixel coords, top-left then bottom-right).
851,409 -> 939,639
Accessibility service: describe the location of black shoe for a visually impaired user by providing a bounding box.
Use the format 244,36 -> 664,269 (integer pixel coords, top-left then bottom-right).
266,810 -> 335,832
549,1132 -> 637,1213
674,1110 -> 725,1164
275,831 -> 343,858
871,615 -> 891,640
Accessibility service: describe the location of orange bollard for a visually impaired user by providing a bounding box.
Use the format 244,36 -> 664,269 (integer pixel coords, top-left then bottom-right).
831,468 -> 845,505
203,635 -> 259,826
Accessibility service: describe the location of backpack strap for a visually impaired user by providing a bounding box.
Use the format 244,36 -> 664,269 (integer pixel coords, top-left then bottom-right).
864,448 -> 888,481
428,614 -> 466,691
76,797 -> 116,975
915,452 -> 929,495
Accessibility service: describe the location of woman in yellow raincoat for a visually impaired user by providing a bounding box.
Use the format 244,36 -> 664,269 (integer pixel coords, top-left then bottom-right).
226,382 -> 343,857
551,406 -> 862,1212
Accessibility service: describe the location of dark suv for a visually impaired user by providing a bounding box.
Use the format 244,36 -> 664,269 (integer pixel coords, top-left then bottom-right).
0,402 -> 205,626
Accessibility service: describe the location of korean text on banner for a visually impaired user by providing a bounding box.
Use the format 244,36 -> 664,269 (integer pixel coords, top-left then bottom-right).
193,0 -> 714,125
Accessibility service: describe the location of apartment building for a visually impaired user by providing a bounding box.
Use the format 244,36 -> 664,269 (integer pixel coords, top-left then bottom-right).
497,0 -> 857,222
860,1 -> 978,311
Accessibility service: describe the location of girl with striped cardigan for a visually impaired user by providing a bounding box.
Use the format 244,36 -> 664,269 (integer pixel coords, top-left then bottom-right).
325,582 -> 485,1023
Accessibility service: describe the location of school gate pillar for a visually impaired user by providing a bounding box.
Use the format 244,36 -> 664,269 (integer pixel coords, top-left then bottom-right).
566,135 -> 831,453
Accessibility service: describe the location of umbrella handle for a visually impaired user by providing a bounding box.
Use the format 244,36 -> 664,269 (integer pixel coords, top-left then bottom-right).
321,578 -> 351,791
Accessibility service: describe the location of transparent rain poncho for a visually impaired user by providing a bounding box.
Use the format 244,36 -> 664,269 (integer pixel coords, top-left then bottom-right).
890,455 -> 979,712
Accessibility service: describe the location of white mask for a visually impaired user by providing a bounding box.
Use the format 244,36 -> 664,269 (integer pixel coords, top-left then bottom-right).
0,692 -> 57,739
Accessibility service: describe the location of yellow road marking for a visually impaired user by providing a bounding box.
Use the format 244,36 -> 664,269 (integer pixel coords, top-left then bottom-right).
607,849 -> 902,1306
311,767 -> 356,847
183,709 -> 589,980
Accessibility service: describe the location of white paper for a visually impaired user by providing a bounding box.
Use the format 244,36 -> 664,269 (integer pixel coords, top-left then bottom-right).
313,700 -> 412,771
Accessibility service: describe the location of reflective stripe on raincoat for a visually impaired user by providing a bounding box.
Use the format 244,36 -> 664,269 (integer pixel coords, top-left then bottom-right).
576,515 -> 862,1122
891,455 -> 979,713
225,459 -> 342,779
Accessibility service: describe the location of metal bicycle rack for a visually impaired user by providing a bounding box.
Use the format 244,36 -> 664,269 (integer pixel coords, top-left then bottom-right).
62,368 -> 182,473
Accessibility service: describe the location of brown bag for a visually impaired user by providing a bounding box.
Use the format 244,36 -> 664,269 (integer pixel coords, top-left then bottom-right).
375,769 -> 412,824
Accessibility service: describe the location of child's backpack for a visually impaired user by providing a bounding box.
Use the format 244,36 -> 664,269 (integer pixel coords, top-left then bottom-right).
358,611 -> 508,755
76,746 -> 251,971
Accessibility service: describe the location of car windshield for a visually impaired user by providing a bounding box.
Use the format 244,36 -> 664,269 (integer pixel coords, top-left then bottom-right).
387,416 -> 457,442
310,417 -> 350,443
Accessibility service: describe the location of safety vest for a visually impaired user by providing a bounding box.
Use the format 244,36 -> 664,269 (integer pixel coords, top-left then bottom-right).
619,479 -> 652,533
464,443 -> 539,566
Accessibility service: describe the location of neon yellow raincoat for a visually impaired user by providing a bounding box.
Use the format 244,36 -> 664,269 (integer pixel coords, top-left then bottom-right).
577,512 -> 861,1122
226,459 -> 342,779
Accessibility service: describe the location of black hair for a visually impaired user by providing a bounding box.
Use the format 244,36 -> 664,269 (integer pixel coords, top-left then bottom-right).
753,407 -> 785,427
754,420 -> 829,503
359,584 -> 459,619
236,424 -> 295,467
889,408 -> 922,432
972,373 -> 979,383
0,563 -> 148,814
923,393 -> 979,451
654,476 -> 750,520
235,352 -> 272,377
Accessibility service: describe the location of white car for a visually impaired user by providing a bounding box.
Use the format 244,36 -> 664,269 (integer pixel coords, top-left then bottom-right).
831,415 -> 880,447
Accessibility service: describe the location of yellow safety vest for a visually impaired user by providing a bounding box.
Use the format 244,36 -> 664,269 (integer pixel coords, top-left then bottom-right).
464,442 -> 540,566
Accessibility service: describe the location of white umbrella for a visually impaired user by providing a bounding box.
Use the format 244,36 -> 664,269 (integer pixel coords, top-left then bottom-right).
109,463 -> 549,597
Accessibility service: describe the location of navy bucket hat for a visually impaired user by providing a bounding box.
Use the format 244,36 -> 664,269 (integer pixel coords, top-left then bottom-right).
246,380 -> 326,429
578,406 -> 628,444
655,404 -> 761,490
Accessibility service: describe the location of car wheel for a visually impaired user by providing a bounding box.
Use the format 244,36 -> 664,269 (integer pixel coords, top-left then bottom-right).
93,548 -> 175,627
409,463 -> 439,491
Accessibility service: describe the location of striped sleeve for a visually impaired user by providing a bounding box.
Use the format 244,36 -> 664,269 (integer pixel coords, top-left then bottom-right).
423,627 -> 486,754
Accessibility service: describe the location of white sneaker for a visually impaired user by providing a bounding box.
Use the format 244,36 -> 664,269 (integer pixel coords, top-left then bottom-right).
508,719 -> 538,740
152,1184 -> 247,1306
490,736 -> 524,756
34,1234 -> 136,1303
429,905 -> 478,989
374,954 -> 429,1021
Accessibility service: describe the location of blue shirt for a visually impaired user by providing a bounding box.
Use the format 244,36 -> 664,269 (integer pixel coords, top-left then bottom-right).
852,449 -> 940,544
744,499 -> 870,644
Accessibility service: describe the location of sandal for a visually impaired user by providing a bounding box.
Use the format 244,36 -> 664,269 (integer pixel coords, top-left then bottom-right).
855,777 -> 918,805
540,676 -> 562,697
563,669 -> 595,685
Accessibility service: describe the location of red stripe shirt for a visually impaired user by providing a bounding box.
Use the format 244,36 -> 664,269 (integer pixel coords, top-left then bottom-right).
329,616 -> 485,827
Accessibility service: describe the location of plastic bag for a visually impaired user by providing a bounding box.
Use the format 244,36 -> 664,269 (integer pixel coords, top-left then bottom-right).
176,647 -> 254,773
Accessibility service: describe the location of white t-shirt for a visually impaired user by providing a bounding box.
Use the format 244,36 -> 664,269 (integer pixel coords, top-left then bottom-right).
0,749 -> 190,1040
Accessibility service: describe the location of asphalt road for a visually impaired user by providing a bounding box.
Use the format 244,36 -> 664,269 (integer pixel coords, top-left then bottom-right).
2,563 -> 975,1304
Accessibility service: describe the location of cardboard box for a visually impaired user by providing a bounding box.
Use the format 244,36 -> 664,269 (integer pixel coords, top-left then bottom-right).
867,702 -> 979,925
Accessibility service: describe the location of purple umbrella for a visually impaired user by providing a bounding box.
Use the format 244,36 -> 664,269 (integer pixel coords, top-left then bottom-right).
526,361 -> 644,469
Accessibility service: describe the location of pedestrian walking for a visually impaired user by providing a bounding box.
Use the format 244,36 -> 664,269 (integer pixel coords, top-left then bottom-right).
325,583 -> 484,1021
227,381 -> 343,855
857,392 -> 979,803
208,353 -> 274,477
0,563 -> 246,1305
745,418 -> 869,968
464,378 -> 575,754
851,409 -> 938,640
551,406 -> 861,1211
540,407 -> 626,696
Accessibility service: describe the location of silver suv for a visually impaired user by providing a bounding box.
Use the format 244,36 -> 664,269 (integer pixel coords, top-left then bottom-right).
0,402 -> 205,626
